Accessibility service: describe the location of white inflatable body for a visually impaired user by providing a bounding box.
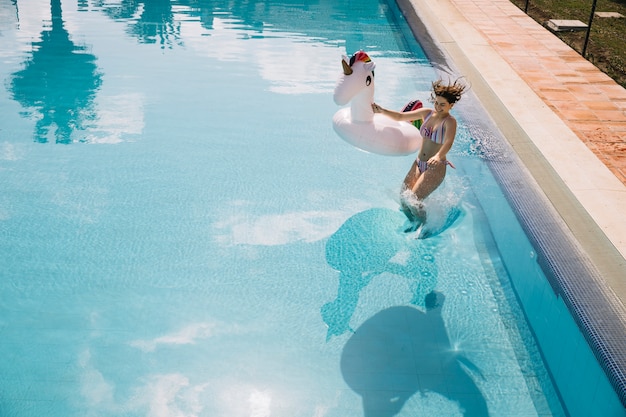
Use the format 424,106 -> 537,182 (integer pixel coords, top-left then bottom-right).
333,109 -> 421,156
332,51 -> 422,156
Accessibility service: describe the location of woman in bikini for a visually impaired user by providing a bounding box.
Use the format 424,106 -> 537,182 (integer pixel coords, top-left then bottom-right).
371,78 -> 468,222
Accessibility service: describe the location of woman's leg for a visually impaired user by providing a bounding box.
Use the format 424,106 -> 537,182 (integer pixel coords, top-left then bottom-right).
402,160 -> 421,190
400,162 -> 446,224
400,161 -> 425,222
411,162 -> 446,200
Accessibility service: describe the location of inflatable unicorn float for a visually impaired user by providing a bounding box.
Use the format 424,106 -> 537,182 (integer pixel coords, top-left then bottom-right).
333,51 -> 422,156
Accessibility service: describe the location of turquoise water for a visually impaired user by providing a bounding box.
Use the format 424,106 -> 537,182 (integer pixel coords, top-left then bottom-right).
0,0 -> 597,416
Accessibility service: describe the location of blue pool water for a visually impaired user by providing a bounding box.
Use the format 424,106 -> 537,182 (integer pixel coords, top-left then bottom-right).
0,1 -> 620,416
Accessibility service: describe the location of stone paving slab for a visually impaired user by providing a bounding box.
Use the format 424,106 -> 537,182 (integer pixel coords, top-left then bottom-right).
454,0 -> 626,186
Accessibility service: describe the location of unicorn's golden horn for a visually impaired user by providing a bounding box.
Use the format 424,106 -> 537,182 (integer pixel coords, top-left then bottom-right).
342,59 -> 353,75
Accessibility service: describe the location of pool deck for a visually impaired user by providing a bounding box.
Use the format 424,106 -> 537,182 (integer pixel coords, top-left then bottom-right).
398,0 -> 626,308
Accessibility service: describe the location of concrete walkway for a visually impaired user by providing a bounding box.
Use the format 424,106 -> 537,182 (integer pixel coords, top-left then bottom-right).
398,0 -> 626,306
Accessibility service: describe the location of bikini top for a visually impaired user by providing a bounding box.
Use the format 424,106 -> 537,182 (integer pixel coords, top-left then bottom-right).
420,111 -> 448,144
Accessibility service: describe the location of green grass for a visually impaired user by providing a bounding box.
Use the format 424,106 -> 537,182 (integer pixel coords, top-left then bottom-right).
509,0 -> 626,88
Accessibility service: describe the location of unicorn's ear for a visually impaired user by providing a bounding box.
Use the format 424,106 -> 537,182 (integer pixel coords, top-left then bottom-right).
364,61 -> 376,72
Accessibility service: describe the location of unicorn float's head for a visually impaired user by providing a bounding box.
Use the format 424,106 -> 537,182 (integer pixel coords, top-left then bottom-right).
333,51 -> 376,114
331,50 -> 422,155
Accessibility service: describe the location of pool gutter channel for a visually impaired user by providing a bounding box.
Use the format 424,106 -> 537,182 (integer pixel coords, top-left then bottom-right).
395,0 -> 626,407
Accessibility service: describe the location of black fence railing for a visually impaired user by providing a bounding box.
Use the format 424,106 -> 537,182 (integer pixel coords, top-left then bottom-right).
522,0 -> 598,57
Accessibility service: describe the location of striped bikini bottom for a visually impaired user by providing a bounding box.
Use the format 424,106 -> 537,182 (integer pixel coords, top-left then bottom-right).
417,159 -> 455,173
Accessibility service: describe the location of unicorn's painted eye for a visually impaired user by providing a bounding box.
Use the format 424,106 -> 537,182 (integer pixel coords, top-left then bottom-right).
366,76 -> 371,86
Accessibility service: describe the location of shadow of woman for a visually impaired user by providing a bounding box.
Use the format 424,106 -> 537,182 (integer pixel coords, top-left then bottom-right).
321,208 -> 438,340
341,293 -> 489,417
9,0 -> 101,144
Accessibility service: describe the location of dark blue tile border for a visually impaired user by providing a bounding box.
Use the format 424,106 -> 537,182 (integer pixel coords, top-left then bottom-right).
487,152 -> 626,408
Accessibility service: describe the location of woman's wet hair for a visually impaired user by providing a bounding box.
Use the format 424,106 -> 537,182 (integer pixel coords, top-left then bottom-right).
430,77 -> 468,104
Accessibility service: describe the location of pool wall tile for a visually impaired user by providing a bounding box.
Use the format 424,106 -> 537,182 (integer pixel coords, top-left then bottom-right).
458,128 -> 625,415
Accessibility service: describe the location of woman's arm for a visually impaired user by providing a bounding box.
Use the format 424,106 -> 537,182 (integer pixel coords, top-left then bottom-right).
372,102 -> 431,122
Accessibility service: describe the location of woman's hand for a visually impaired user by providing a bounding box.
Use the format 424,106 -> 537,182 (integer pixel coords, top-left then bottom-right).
428,154 -> 444,166
371,102 -> 383,113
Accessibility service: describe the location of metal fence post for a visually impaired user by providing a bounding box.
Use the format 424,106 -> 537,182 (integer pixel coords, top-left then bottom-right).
582,0 -> 598,57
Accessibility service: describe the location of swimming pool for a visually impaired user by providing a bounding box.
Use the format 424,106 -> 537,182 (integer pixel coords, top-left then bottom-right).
0,0 -> 621,416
